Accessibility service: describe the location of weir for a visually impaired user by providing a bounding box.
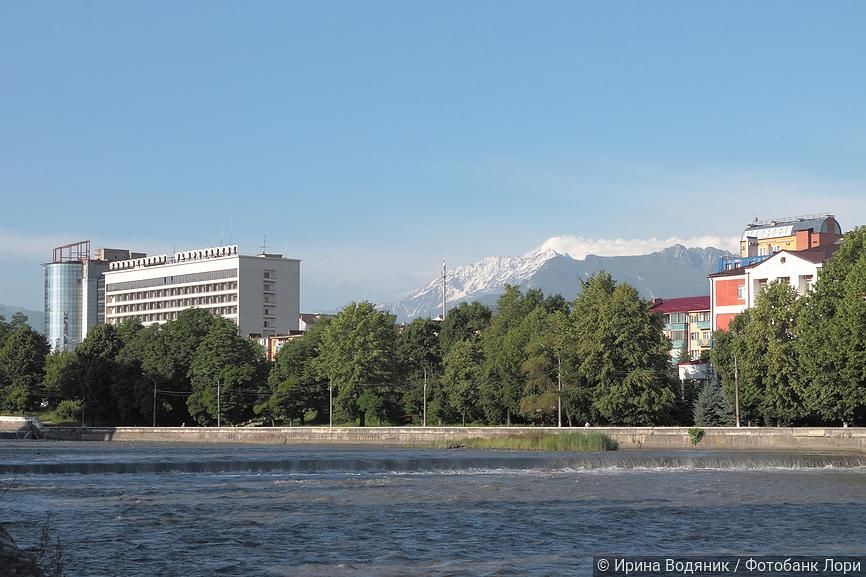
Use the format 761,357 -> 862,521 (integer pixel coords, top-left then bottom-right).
2,448 -> 866,476
35,425 -> 866,453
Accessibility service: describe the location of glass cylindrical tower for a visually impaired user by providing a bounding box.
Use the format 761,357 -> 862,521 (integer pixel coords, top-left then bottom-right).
44,262 -> 83,352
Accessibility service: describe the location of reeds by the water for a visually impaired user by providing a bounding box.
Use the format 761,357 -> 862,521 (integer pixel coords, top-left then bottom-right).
430,431 -> 618,452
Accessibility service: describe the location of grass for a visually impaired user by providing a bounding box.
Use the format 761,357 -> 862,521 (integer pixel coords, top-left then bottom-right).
424,431 -> 618,452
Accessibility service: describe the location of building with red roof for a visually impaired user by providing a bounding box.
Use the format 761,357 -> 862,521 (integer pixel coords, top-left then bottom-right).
709,242 -> 841,331
649,296 -> 712,363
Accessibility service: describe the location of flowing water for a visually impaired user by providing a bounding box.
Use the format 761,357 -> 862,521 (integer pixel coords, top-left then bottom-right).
2,441 -> 866,576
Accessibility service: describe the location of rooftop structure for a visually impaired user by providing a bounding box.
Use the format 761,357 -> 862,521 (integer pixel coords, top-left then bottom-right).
738,213 -> 842,259
43,241 -> 144,351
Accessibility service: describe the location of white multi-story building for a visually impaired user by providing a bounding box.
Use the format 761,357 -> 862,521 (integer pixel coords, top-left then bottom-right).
709,243 -> 839,332
103,245 -> 300,338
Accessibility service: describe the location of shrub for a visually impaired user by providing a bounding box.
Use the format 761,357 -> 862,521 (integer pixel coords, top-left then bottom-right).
688,427 -> 705,445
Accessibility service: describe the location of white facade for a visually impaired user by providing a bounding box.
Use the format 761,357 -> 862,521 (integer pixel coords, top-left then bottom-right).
710,250 -> 824,332
103,245 -> 300,337
746,251 -> 821,307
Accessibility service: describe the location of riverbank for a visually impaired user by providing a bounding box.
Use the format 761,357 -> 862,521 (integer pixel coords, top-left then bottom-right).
20,425 -> 866,453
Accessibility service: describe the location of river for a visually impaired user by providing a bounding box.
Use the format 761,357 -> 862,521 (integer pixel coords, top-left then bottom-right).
2,442 -> 866,576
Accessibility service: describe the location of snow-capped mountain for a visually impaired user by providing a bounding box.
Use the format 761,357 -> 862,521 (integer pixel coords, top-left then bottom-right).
379,245 -> 730,322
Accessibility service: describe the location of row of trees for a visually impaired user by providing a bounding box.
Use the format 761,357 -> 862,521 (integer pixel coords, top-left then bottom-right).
711,227 -> 866,426
8,225 -> 865,428
0,312 -> 50,412
0,272 -> 687,426
250,273 -> 684,427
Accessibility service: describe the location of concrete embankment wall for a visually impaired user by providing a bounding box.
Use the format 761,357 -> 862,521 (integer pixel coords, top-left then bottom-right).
39,426 -> 866,453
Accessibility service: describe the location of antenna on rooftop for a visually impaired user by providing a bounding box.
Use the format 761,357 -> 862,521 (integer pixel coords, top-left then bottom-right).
442,259 -> 447,319
261,235 -> 268,255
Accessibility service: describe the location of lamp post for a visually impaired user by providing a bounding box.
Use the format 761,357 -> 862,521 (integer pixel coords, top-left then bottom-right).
142,373 -> 157,427
410,357 -> 428,427
328,381 -> 333,428
203,369 -> 222,427
422,365 -> 428,428
216,376 -> 221,428
556,351 -> 562,428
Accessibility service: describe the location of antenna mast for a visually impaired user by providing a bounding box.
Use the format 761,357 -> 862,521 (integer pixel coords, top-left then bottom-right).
441,259 -> 447,319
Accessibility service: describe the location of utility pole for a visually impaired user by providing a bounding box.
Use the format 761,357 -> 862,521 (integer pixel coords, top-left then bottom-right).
734,356 -> 741,428
217,377 -> 221,428
557,352 -> 562,428
329,382 -> 333,428
423,365 -> 428,428
441,260 -> 447,320
142,373 -> 157,427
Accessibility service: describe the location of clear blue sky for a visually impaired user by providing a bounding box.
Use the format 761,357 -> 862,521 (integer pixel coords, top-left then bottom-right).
2,1 -> 865,312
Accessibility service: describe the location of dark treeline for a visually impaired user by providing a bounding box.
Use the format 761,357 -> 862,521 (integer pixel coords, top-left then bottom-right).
0,272 -> 687,427
711,226 -> 866,427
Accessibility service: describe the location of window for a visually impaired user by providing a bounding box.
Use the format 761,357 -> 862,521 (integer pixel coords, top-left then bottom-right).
777,276 -> 790,285
737,285 -> 745,300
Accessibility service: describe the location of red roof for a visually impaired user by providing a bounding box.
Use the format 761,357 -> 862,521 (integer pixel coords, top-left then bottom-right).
649,296 -> 710,314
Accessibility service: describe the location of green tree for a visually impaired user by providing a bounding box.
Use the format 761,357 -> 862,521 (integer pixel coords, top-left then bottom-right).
572,273 -> 677,425
797,228 -> 866,425
480,286 -> 544,424
745,281 -> 803,425
693,380 -> 735,426
313,302 -> 398,426
519,309 -> 570,425
43,351 -> 76,409
0,325 -> 50,412
130,310 -> 217,425
442,339 -> 483,425
187,317 -> 267,425
396,317 -> 442,424
710,310 -> 752,423
439,301 -> 492,355
260,321 -> 330,425
74,324 -> 124,425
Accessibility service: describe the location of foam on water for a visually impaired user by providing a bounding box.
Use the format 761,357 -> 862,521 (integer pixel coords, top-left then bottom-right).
4,442 -> 866,577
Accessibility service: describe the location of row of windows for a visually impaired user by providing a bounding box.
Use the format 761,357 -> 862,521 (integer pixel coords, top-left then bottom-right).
108,294 -> 238,314
106,268 -> 238,292
109,308 -> 239,325
108,282 -> 238,303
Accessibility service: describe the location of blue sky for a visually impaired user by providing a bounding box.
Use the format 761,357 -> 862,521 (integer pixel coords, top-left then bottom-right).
2,1 -> 865,312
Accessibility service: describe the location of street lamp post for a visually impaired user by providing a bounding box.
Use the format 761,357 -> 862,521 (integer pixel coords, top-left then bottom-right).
328,382 -> 333,428
142,373 -> 157,427
410,357 -> 428,427
216,377 -> 221,428
556,352 -> 562,428
422,365 -> 428,428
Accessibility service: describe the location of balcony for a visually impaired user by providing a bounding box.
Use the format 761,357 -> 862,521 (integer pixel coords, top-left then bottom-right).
692,320 -> 711,330
717,254 -> 769,273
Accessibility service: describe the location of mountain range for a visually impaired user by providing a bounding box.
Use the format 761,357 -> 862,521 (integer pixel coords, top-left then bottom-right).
0,303 -> 43,333
379,245 -> 730,322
